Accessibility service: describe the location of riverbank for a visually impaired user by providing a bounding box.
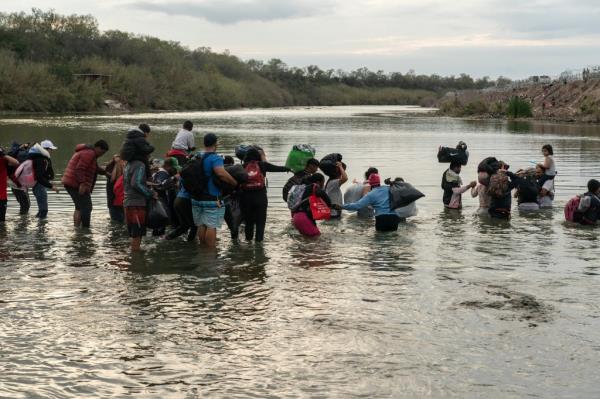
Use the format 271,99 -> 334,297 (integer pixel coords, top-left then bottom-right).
436,79 -> 600,123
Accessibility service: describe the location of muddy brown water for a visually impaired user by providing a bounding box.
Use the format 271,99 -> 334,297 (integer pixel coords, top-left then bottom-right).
1,106 -> 600,397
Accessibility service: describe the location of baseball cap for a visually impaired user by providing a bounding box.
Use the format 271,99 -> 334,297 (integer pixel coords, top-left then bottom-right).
40,140 -> 57,150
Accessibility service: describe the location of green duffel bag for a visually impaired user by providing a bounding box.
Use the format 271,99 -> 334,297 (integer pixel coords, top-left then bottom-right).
285,144 -> 316,173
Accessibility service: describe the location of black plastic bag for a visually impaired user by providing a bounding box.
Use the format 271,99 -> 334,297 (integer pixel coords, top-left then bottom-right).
437,146 -> 469,165
235,144 -> 264,161
319,153 -> 344,178
389,181 -> 425,210
147,199 -> 169,230
477,157 -> 500,174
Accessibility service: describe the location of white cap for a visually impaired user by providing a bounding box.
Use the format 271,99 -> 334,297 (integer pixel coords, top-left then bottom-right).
40,140 -> 57,150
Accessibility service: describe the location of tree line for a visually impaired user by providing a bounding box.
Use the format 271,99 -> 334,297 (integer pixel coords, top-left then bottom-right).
0,9 -> 498,113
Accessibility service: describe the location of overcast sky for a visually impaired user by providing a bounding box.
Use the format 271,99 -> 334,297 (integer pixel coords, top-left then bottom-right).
2,0 -> 600,78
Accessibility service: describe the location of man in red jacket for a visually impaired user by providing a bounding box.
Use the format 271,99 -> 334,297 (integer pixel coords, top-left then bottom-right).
62,140 -> 109,228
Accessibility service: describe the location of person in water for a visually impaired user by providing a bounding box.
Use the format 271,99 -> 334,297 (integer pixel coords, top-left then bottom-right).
325,161 -> 348,219
343,173 -> 403,232
105,154 -> 125,222
537,144 -> 556,186
441,162 -> 476,210
0,147 -> 19,223
509,168 -> 541,211
29,140 -> 60,219
191,133 -> 237,248
537,164 -> 555,208
62,140 -> 109,228
291,173 -> 334,237
240,147 -> 290,242
124,154 -> 157,251
487,166 -> 517,219
282,158 -> 319,202
471,173 -> 491,216
577,179 -> 600,225
7,142 -> 31,215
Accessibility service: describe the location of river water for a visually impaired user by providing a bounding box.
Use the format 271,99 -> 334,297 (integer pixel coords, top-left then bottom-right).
1,106 -> 599,398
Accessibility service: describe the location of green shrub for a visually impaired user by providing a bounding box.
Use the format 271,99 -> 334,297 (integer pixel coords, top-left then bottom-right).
507,97 -> 533,118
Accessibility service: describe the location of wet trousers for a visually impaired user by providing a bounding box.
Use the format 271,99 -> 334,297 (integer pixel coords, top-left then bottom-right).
11,188 -> 30,214
240,190 -> 268,242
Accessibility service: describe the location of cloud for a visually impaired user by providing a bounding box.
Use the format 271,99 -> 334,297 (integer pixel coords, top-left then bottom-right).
130,0 -> 334,24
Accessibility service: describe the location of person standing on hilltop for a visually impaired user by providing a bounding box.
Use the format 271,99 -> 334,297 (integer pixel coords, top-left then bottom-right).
168,120 -> 195,166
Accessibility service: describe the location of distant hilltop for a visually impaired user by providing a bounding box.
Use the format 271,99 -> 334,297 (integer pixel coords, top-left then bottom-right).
437,69 -> 600,123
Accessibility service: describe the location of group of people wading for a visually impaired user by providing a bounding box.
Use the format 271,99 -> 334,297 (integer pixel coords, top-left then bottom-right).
1,123 -> 599,251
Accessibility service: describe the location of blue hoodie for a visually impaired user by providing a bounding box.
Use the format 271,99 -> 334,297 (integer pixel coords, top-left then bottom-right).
343,186 -> 396,217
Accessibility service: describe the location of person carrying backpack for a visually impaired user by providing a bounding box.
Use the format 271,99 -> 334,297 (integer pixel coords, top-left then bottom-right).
0,147 -> 19,223
239,147 -> 290,242
488,167 -> 517,219
282,158 -> 319,202
576,179 -> 600,225
28,140 -> 60,219
291,173 -> 335,237
187,133 -> 237,248
342,173 -> 403,232
8,142 -> 31,214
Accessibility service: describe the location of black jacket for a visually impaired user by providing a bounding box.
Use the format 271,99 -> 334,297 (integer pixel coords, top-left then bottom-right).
120,129 -> 154,163
28,153 -> 54,189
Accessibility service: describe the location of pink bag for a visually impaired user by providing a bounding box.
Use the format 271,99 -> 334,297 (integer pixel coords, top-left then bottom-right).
15,160 -> 36,188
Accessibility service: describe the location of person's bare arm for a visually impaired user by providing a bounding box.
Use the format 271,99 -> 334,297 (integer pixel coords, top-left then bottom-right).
3,154 -> 18,167
337,162 -> 348,185
213,166 -> 237,187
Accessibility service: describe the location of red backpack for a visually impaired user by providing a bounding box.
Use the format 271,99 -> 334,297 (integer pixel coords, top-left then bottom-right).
242,161 -> 265,190
564,195 -> 581,222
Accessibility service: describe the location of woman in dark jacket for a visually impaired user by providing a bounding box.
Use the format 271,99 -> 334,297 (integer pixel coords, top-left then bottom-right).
29,141 -> 59,219
239,148 -> 290,242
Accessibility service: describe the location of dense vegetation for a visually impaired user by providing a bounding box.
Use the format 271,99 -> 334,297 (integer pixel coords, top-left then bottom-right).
0,9 -> 495,113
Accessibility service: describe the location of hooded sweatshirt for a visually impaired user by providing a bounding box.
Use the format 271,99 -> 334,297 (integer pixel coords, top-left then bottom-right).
28,143 -> 54,189
62,144 -> 99,192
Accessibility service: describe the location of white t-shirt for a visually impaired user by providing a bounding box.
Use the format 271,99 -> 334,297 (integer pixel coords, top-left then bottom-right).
545,155 -> 556,176
171,129 -> 195,151
326,179 -> 342,217
538,179 -> 554,208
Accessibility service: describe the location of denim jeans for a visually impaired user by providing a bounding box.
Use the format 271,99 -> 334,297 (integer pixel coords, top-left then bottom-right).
32,183 -> 48,218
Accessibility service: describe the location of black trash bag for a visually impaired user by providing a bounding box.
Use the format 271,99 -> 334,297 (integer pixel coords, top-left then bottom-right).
437,143 -> 469,165
215,164 -> 249,195
235,144 -> 264,161
389,181 -> 425,210
478,157 -> 500,174
146,199 -> 169,230
319,153 -> 343,178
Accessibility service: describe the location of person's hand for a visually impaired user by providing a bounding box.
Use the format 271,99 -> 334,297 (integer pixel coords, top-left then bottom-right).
52,185 -> 60,193
470,181 -> 477,188
78,185 -> 90,195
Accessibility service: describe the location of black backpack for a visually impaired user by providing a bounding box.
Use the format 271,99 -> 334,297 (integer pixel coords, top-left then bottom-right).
518,176 -> 540,203
180,154 -> 212,200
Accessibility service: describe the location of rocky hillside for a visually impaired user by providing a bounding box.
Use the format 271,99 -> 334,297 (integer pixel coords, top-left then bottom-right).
437,79 -> 600,123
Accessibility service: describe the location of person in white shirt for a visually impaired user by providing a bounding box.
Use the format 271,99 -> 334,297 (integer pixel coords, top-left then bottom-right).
168,120 -> 195,165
